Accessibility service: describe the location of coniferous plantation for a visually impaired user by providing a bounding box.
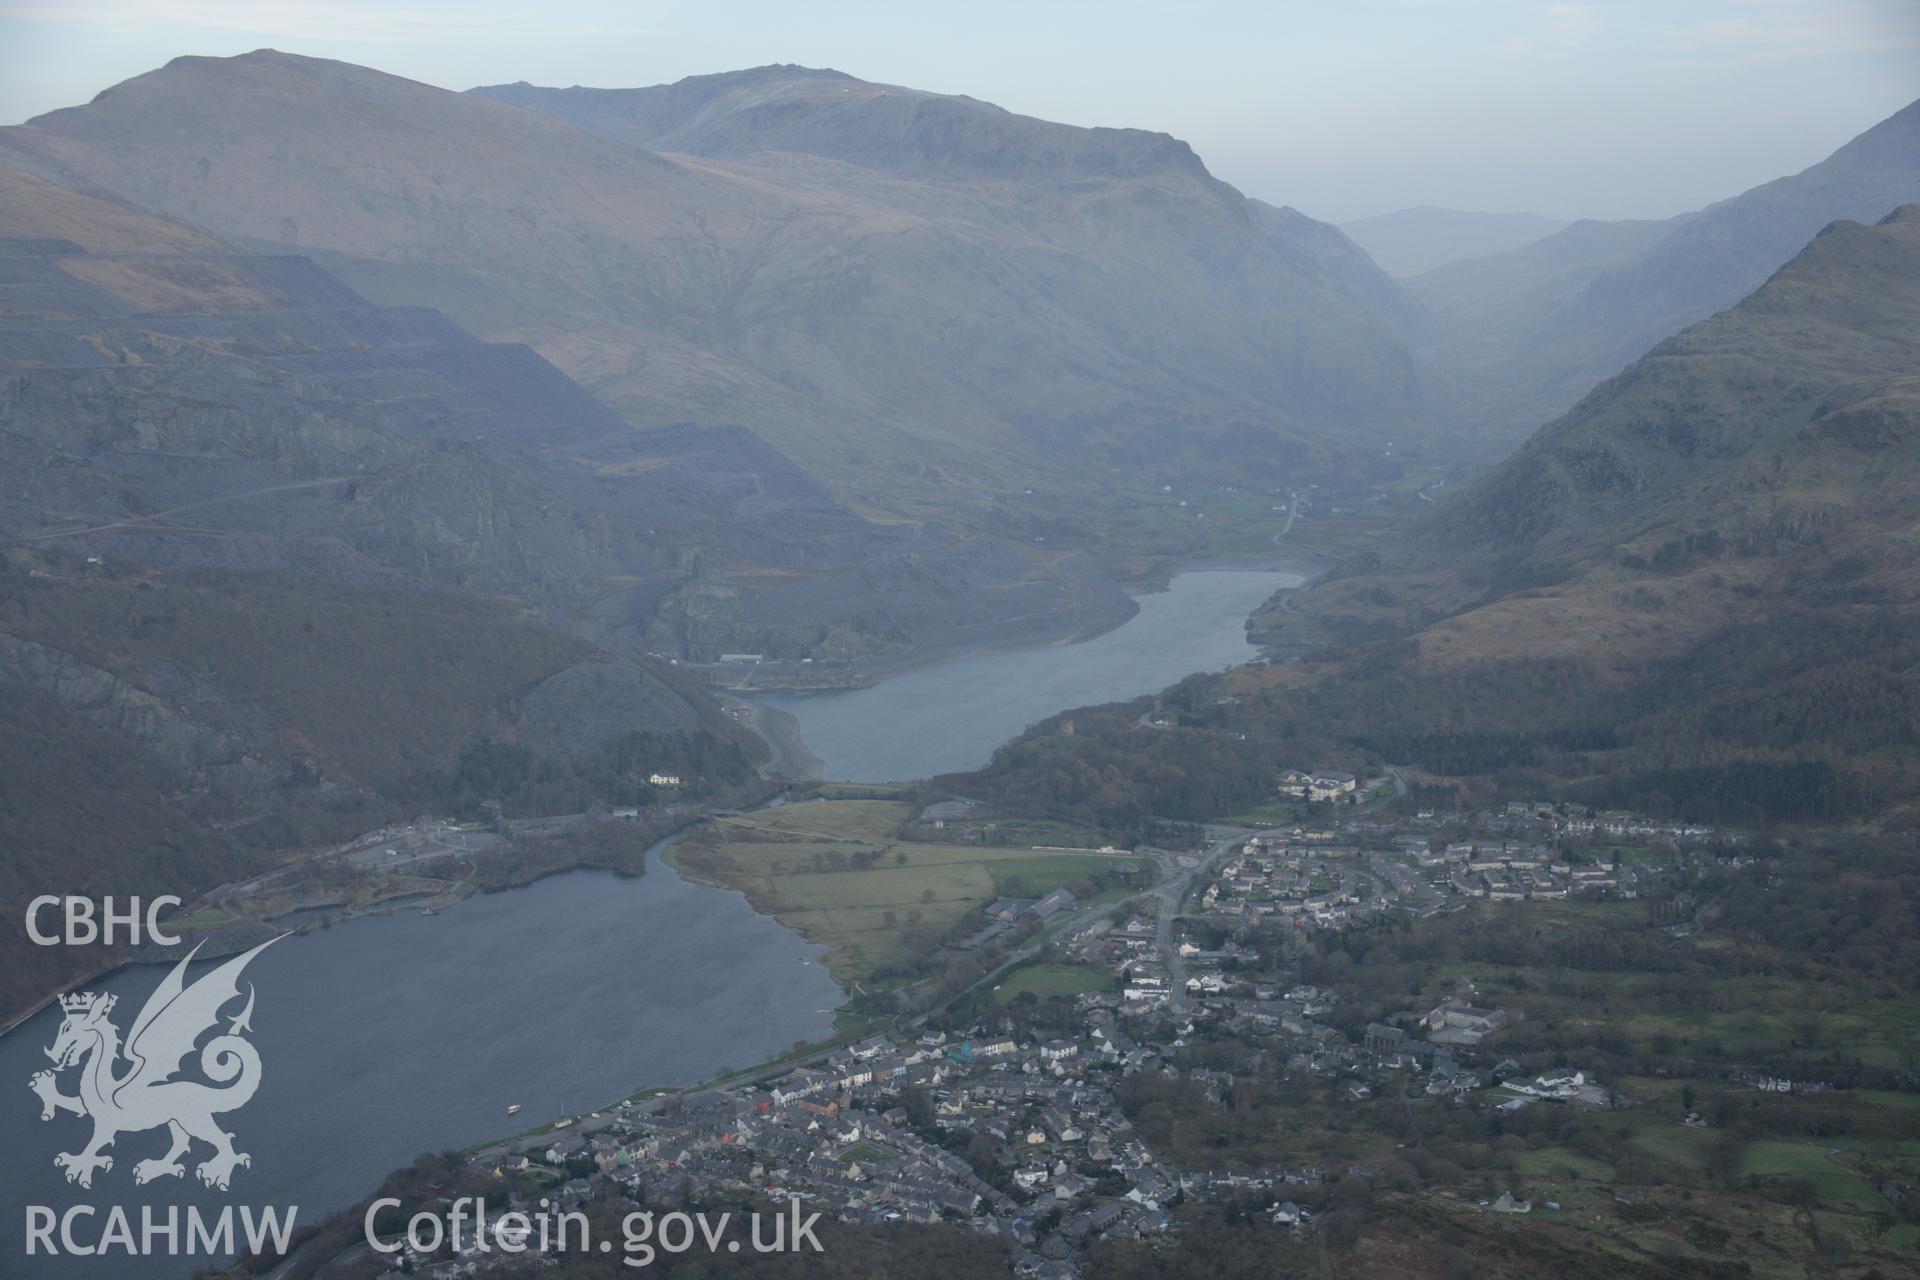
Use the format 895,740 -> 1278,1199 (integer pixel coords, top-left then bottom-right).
1,7 -> 1917,1280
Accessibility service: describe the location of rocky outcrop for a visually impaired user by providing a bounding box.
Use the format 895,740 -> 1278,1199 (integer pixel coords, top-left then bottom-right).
0,633 -> 299,799
520,660 -> 701,755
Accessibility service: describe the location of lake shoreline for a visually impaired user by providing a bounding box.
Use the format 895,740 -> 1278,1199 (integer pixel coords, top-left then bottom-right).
6,565 -> 1298,1036
702,553 -> 1327,696
753,567 -> 1306,784
0,839 -> 846,1278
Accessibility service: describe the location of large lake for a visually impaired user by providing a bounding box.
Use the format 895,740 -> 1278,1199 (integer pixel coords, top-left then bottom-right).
0,566 -> 1289,1277
0,853 -> 842,1278
760,568 -> 1299,781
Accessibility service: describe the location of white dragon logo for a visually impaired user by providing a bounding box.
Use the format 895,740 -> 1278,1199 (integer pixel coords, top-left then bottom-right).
28,937 -> 282,1191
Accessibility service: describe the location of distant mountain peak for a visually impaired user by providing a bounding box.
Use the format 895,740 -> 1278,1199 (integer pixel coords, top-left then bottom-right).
468,67 -> 1208,182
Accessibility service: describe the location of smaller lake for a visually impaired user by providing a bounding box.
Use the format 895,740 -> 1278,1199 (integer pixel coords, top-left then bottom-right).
760,569 -> 1297,781
0,851 -> 843,1279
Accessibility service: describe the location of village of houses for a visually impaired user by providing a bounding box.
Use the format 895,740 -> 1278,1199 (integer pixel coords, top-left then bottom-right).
420,930 -> 1610,1278
380,768 -> 1754,1277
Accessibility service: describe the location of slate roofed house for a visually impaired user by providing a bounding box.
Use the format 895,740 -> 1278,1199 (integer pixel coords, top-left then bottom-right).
1364,1023 -> 1406,1054
1030,888 -> 1077,920
545,1133 -> 588,1164
834,1060 -> 875,1088
1426,999 -> 1513,1044
772,1067 -> 830,1103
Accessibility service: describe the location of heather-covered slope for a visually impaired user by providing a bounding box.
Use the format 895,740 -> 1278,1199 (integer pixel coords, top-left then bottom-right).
0,168 -> 784,1021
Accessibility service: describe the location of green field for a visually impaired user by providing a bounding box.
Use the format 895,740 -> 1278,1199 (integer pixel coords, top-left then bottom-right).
839,1142 -> 896,1167
162,906 -> 243,933
1218,799 -> 1308,826
1736,1140 -> 1890,1212
711,798 -> 913,845
671,801 -> 1147,983
985,854 -> 1134,896
993,962 -> 1118,1002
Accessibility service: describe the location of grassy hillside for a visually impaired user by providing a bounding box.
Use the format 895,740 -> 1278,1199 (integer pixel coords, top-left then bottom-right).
0,566 -> 589,788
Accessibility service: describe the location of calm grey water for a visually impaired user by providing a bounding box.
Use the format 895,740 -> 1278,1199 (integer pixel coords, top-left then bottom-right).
0,853 -> 842,1278
0,567 -> 1284,1276
760,569 -> 1298,781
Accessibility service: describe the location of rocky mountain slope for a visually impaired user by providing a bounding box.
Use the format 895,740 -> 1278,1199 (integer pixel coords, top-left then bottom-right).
0,52 -> 1428,521
0,164 -> 1128,664
1359,206 -> 1920,606
1413,99 -> 1920,439
1339,206 -> 1568,278
0,167 -> 783,1019
1252,206 -> 1920,819
967,210 -> 1920,833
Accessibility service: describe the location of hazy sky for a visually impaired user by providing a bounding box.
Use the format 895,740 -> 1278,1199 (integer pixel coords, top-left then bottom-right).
1,0 -> 1915,222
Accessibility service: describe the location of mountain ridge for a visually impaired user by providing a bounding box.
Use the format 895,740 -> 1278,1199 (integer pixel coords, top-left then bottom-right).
1270,205 -> 1920,771
1,50 -> 1432,520
469,63 -> 1216,183
1412,98 -> 1920,440
0,162 -> 1132,666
